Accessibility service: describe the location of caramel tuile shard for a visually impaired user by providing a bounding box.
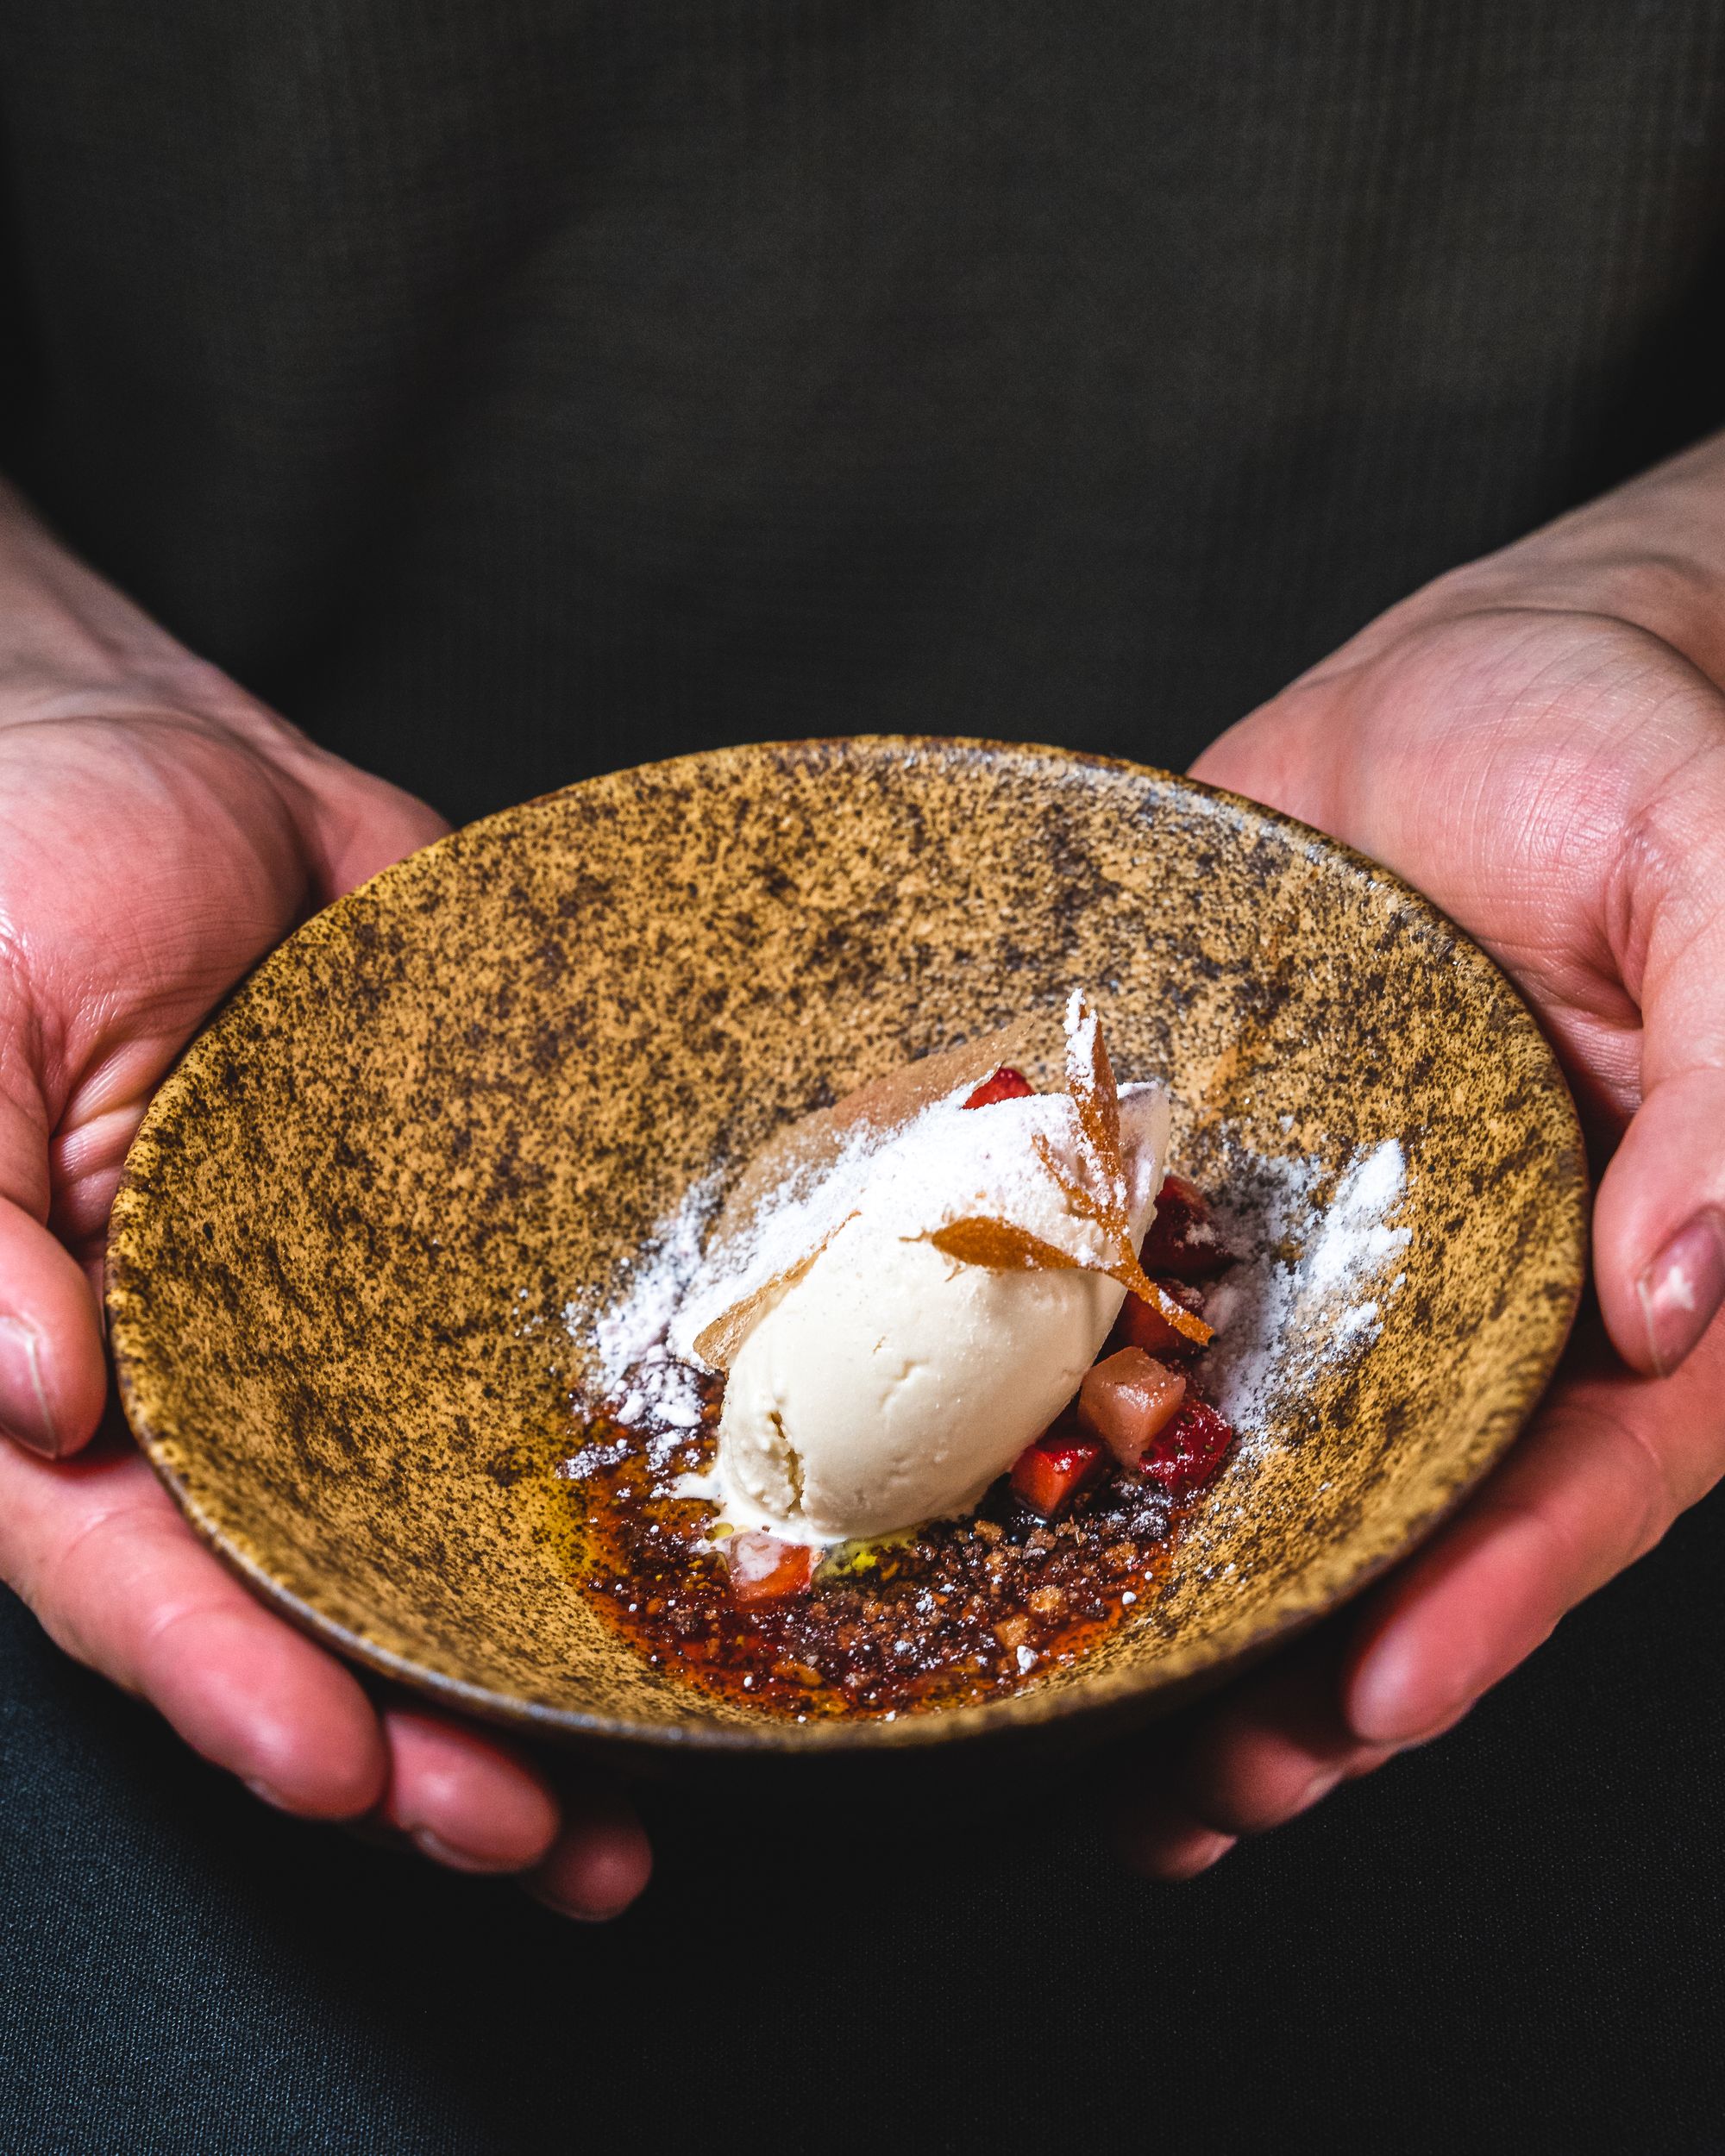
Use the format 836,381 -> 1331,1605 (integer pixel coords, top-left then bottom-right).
1065,989 -> 1123,1169
913,1221 -> 1209,1344
918,994 -> 1212,1348
692,1227 -> 850,1370
1138,1279 -> 1214,1348
918,1218 -> 1099,1275
679,992 -> 1210,1370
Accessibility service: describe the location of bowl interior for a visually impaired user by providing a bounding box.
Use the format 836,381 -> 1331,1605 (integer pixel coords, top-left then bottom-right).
107,739 -> 1585,1754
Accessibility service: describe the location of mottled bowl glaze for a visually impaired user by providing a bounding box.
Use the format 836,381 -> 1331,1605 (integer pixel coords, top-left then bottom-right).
107,740 -> 1586,1759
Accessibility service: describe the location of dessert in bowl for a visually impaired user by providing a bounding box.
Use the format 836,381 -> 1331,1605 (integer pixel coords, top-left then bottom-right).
105,738 -> 1587,1759
568,993 -> 1249,1720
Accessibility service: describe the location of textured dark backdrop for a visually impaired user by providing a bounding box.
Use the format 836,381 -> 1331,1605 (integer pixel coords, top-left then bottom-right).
2,3 -> 1724,2147
4,1 -> 1725,812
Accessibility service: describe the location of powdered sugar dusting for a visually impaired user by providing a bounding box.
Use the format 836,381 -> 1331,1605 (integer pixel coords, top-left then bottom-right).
559,1122 -> 1409,1503
666,998 -> 1166,1374
1202,1137 -> 1409,1446
1305,1139 -> 1408,1299
561,1173 -> 721,1463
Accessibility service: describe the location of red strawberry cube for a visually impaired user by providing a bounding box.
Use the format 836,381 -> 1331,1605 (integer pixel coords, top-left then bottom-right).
1113,1279 -> 1208,1358
1139,1172 -> 1233,1280
1139,1398 -> 1235,1499
726,1531 -> 816,1608
963,1065 -> 1035,1109
1009,1427 -> 1107,1520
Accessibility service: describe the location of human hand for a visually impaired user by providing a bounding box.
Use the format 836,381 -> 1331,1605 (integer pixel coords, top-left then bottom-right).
1117,435 -> 1725,1875
0,486 -> 649,1918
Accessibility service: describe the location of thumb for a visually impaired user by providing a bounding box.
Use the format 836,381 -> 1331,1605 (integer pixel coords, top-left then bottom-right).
0,747 -> 445,1462
1189,677 -> 1356,831
0,1083 -> 107,1459
288,755 -> 453,902
1591,749 -> 1725,1382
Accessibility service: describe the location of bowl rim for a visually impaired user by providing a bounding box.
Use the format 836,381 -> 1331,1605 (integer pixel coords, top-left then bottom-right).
107,735 -> 1590,1755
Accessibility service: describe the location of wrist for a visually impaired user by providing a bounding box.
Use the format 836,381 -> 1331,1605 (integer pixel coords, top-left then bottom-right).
1416,431 -> 1725,686
0,478 -> 309,764
1428,542 -> 1722,686
1292,429 -> 1725,697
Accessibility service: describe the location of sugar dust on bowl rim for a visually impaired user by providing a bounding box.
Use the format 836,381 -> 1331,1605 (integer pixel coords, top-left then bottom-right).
104,737 -> 1589,1762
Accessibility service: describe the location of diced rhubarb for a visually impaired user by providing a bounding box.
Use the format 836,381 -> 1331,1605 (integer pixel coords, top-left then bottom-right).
963,1065 -> 1035,1109
1076,1346 -> 1187,1470
725,1530 -> 816,1608
1113,1277 -> 1208,1358
1139,1172 -> 1233,1280
1139,1397 -> 1235,1500
1009,1426 -> 1107,1520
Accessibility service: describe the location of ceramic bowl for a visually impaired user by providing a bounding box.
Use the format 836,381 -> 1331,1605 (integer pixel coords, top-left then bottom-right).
106,739 -> 1587,1761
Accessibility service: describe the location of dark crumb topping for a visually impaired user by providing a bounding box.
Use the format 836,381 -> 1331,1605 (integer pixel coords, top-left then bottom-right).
556,1375 -> 1202,1720
556,1157 -> 1237,1720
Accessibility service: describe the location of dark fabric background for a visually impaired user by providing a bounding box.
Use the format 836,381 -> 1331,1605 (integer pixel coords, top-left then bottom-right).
5,1494 -> 1725,2153
2,3 -> 1724,2147
4,1 -> 1725,810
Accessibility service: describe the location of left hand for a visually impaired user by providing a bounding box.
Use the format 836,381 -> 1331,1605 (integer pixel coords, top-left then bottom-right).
1116,433 -> 1725,1876
0,481 -> 650,1918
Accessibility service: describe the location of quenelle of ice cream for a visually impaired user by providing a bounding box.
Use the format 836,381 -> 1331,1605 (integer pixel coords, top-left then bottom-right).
668,993 -> 1184,1545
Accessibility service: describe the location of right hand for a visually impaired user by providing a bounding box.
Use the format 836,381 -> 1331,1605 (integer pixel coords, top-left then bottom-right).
0,487 -> 651,1918
1115,432 -> 1725,1879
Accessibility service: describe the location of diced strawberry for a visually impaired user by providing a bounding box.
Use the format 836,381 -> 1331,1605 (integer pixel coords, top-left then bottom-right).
1009,1426 -> 1107,1520
1139,1397 -> 1234,1499
726,1531 -> 816,1608
1113,1278 -> 1208,1358
1139,1172 -> 1233,1280
963,1065 -> 1035,1109
1076,1346 -> 1187,1470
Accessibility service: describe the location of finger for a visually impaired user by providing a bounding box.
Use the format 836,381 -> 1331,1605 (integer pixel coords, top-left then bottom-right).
1590,740 -> 1725,1375
0,1431 -> 386,1816
0,1089 -> 108,1457
1346,1323 -> 1724,1745
379,1706 -> 561,1874
524,1777 -> 653,1922
1190,675 -> 1345,833
1109,1632 -> 1411,1880
1113,1796 -> 1239,1881
1204,649 -> 1725,1382
1120,1318 -> 1725,1865
1183,1634 -> 1406,1830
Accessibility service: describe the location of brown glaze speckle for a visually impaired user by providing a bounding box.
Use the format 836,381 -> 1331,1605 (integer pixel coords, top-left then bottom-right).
105,739 -> 1587,1758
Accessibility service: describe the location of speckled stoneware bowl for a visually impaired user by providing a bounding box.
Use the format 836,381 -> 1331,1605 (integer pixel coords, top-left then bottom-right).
107,739 -> 1586,1764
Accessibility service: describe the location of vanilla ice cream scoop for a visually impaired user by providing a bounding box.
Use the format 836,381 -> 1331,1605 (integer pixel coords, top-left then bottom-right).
668,993 -> 1181,1545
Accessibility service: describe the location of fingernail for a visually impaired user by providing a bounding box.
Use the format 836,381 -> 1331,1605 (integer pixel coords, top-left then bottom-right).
0,1317 -> 60,1455
243,1777 -> 296,1812
1285,1765 -> 1346,1820
1350,1635 -> 1470,1745
1637,1210 -> 1725,1377
522,1883 -> 611,1923
1113,1798 -> 1239,1881
1153,1828 -> 1238,1882
410,1827 -> 522,1876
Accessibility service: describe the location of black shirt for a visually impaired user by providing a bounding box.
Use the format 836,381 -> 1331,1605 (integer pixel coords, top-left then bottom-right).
3,2 -> 1724,821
